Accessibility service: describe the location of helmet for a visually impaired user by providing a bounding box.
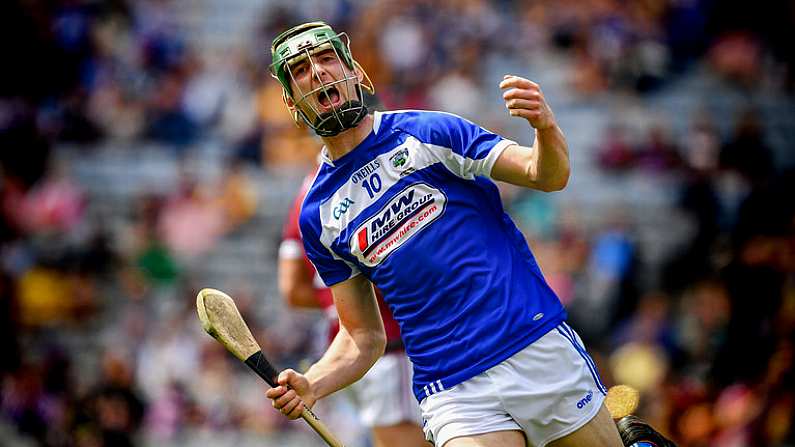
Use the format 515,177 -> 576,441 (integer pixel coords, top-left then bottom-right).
269,22 -> 374,137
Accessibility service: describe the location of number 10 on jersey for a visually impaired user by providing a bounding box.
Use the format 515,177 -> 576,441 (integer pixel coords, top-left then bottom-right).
362,173 -> 382,198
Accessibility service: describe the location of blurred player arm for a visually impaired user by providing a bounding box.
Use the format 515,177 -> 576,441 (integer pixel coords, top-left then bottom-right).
278,241 -> 323,308
302,274 -> 386,401
492,75 -> 570,192
279,182 -> 323,309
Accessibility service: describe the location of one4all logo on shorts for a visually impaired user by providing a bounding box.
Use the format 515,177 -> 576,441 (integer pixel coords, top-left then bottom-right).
576,390 -> 594,409
351,183 -> 446,267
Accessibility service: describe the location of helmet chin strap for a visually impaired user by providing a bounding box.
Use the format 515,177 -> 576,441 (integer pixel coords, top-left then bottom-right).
309,99 -> 368,137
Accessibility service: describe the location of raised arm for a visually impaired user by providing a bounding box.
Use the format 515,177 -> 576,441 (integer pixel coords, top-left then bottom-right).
265,273 -> 386,419
491,75 -> 570,192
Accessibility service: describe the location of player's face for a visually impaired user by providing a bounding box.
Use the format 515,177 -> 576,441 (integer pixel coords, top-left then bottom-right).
286,47 -> 360,119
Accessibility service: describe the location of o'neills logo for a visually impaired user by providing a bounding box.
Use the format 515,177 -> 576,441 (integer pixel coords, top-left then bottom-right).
351,183 -> 446,267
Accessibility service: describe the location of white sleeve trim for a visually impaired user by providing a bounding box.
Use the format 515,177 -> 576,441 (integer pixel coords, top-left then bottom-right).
278,239 -> 304,260
426,138 -> 518,180
481,139 -> 517,178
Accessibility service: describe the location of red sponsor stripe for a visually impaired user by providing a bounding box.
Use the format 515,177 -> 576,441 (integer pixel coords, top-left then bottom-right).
357,228 -> 369,251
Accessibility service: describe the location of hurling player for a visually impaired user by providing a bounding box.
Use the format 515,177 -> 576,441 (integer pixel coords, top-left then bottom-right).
266,22 -> 675,447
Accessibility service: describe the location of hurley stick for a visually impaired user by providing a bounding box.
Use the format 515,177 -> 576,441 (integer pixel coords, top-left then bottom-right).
196,288 -> 344,447
605,384 -> 641,420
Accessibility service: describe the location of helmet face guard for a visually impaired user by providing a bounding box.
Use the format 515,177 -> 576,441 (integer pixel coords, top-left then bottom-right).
270,22 -> 374,137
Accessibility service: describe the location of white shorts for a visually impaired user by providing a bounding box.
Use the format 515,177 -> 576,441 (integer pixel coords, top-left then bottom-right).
419,322 -> 608,447
349,350 -> 422,428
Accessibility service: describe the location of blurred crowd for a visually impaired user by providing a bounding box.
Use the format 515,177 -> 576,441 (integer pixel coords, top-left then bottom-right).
528,108 -> 795,446
1,0 -> 794,446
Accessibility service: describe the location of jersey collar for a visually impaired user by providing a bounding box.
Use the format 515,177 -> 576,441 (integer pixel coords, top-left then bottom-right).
319,112 -> 381,167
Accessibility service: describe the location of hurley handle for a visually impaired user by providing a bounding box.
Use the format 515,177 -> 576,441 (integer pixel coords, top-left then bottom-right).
244,351 -> 280,388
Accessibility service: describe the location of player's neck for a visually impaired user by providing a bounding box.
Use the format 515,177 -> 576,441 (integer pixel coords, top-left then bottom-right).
321,114 -> 374,161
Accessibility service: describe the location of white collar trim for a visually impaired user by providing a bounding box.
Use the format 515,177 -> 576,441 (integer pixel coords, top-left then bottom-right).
373,111 -> 383,135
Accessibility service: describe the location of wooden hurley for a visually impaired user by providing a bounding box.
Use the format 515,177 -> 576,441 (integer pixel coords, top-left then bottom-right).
605,384 -> 641,420
196,288 -> 344,447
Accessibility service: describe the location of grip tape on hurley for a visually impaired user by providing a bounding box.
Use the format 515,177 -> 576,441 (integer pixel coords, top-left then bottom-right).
244,351 -> 280,388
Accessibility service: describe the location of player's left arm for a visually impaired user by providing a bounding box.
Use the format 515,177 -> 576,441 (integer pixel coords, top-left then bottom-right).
491,75 -> 570,192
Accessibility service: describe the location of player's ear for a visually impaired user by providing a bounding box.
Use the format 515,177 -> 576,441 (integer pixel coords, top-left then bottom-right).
281,91 -> 303,128
354,64 -> 364,83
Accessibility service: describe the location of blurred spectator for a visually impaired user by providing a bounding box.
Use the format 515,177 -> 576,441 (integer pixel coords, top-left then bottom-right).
635,125 -> 682,174
613,291 -> 675,349
596,124 -> 636,172
16,263 -> 82,328
214,160 -> 259,231
719,109 -> 776,188
145,73 -> 198,148
574,210 -> 640,344
17,161 -> 85,236
157,169 -> 224,258
75,352 -> 145,447
135,308 -> 199,416
0,114 -> 51,197
708,32 -> 763,87
711,209 -> 789,387
0,271 -> 21,375
123,194 -> 181,289
609,341 -> 670,395
597,124 -> 682,175
674,278 -> 730,378
2,363 -> 50,443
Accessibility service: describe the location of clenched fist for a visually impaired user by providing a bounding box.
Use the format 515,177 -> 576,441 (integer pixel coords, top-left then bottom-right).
265,368 -> 316,419
499,75 -> 557,131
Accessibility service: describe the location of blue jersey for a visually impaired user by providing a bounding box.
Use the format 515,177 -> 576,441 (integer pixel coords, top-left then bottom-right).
299,110 -> 567,402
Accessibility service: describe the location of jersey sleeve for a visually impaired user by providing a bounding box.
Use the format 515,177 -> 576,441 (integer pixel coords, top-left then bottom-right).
394,110 -> 516,179
299,200 -> 361,287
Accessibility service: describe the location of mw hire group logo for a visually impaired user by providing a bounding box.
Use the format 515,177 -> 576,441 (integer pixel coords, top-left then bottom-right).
350,183 -> 446,267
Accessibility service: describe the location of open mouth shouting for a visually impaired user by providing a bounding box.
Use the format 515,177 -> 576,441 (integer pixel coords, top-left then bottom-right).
317,86 -> 342,111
